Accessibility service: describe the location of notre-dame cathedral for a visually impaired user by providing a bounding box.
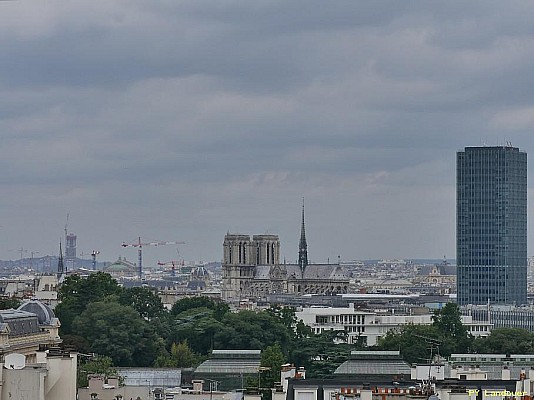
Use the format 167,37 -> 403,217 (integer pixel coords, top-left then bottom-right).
221,204 -> 350,301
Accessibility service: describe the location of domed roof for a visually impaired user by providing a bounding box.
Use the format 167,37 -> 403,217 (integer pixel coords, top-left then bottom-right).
106,264 -> 133,272
18,300 -> 56,325
105,258 -> 137,274
191,266 -> 209,278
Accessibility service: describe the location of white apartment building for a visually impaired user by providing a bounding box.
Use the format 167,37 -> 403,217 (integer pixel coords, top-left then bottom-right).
295,304 -> 491,346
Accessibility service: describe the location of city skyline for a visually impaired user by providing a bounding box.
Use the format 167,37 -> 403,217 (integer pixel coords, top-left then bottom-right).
3,3 -> 534,265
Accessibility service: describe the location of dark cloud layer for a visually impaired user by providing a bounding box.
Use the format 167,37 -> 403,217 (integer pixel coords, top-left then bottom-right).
1,1 -> 534,264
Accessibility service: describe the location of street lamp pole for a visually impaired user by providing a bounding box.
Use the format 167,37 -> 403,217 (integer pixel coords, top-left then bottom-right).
145,379 -> 151,399
257,366 -> 270,396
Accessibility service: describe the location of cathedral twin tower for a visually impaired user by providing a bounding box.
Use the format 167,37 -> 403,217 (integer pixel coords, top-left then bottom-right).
223,201 -> 307,270
221,202 -> 348,301
223,234 -> 281,267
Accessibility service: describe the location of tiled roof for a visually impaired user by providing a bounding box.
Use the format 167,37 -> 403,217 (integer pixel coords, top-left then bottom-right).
251,264 -> 350,281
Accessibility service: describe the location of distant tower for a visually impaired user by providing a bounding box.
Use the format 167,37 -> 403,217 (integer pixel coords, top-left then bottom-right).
298,199 -> 308,272
65,233 -> 77,271
57,241 -> 65,279
457,145 -> 527,305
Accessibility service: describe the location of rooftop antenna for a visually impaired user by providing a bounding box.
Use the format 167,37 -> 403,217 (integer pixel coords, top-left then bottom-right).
413,333 -> 441,394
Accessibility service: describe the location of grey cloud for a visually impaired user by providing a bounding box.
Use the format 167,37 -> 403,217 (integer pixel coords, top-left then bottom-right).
2,1 -> 534,262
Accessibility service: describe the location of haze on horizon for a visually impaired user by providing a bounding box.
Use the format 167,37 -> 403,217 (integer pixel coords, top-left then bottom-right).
1,1 -> 534,266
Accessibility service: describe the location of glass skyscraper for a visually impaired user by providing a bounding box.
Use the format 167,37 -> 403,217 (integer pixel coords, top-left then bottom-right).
457,146 -> 527,305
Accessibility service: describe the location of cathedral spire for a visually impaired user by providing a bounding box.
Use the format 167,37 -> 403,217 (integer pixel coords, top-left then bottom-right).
57,240 -> 64,279
298,198 -> 308,271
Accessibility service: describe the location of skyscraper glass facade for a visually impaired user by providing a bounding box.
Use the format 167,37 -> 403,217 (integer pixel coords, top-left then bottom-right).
457,146 -> 527,305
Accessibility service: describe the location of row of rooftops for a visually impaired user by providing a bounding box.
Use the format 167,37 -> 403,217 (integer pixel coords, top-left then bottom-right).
88,349 -> 534,399
194,350 -> 534,382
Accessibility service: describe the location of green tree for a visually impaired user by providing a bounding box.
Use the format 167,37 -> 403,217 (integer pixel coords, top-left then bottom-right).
472,328 -> 534,354
294,319 -> 313,341
289,329 -> 356,378
215,311 -> 292,353
259,344 -> 286,399
165,296 -> 230,355
155,340 -> 200,368
267,305 -> 312,340
62,334 -> 91,354
78,355 -> 118,388
266,305 -> 297,330
73,300 -> 164,366
167,306 -> 223,354
58,272 -> 122,305
432,303 -> 467,339
56,272 -> 122,335
0,296 -> 21,310
150,312 -> 173,345
375,324 -> 441,365
119,286 -> 166,321
170,296 -> 229,320
375,303 -> 473,364
432,303 -> 472,355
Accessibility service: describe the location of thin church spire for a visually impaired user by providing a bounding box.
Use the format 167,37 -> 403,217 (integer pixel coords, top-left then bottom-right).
57,240 -> 64,279
298,198 -> 308,271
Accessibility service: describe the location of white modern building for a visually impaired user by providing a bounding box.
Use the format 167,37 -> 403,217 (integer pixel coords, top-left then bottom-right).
295,304 -> 492,346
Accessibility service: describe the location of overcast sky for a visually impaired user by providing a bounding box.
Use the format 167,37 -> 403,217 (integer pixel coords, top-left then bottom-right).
2,1 -> 534,266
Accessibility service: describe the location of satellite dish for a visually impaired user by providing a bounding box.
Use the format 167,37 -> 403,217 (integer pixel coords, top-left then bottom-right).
4,353 -> 25,370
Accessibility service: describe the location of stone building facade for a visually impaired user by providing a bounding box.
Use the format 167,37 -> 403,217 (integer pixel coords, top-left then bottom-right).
222,233 -> 350,301
222,205 -> 350,301
0,299 -> 77,400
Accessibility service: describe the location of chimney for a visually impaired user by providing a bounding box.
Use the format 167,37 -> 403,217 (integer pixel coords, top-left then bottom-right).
88,375 -> 104,390
107,377 -> 119,388
361,384 -> 372,400
192,380 -> 203,392
502,366 -> 511,381
272,384 -> 286,400
280,364 -> 297,393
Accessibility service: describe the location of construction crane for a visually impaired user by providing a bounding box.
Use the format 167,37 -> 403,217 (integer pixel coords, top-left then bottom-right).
157,260 -> 177,277
91,251 -> 100,271
122,237 -> 185,279
64,213 -> 69,245
158,249 -> 185,277
157,258 -> 187,277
